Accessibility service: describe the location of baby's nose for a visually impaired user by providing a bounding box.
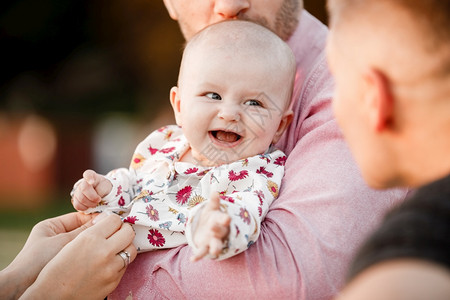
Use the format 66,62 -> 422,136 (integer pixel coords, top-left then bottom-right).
218,105 -> 240,122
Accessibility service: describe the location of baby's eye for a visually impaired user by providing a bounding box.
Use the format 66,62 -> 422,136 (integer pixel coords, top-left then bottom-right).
206,92 -> 222,100
244,99 -> 262,107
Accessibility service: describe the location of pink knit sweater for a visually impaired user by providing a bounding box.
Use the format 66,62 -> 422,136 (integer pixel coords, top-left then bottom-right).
110,11 -> 408,300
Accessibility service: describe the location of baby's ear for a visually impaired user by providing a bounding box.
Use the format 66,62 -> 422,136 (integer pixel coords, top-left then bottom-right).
170,86 -> 182,126
272,109 -> 293,144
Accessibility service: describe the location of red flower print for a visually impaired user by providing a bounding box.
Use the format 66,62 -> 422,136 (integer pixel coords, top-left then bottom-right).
228,170 -> 249,181
256,166 -> 273,178
148,229 -> 165,247
254,190 -> 265,205
239,208 -> 251,224
220,195 -> 235,203
124,216 -> 138,224
274,156 -> 287,166
148,146 -> 158,155
176,186 -> 192,205
258,206 -> 262,217
160,147 -> 175,154
146,205 -> 159,221
184,167 -> 199,175
118,196 -> 125,206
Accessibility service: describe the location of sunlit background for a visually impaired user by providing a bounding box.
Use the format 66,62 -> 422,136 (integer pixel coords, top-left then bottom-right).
0,0 -> 326,268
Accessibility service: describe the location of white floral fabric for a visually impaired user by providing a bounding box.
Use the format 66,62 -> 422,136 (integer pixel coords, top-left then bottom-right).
83,125 -> 286,260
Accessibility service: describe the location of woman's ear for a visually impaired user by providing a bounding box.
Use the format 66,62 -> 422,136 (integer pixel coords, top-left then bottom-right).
272,109 -> 294,144
170,86 -> 182,126
163,0 -> 178,20
363,68 -> 394,133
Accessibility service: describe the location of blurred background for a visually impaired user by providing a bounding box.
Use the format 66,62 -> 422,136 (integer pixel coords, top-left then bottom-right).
0,0 -> 327,268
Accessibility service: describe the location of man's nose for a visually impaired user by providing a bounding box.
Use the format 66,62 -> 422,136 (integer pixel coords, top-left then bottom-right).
213,0 -> 250,19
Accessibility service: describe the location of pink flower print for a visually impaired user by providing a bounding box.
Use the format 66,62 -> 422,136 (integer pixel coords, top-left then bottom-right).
146,205 -> 159,221
116,185 -> 123,197
176,186 -> 192,205
256,166 -> 273,178
220,195 -> 235,203
124,216 -> 138,224
184,167 -> 199,175
148,146 -> 158,155
228,170 -> 249,181
160,147 -> 175,154
148,229 -> 165,247
239,208 -> 251,224
258,206 -> 262,217
118,196 -> 126,207
157,126 -> 167,132
254,190 -> 265,205
274,156 -> 287,166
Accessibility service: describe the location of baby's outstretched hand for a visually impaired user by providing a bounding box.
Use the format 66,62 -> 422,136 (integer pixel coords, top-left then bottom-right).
191,192 -> 231,262
71,170 -> 112,211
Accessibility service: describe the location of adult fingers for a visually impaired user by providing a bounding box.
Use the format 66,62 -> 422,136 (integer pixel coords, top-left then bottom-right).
115,244 -> 137,270
45,212 -> 96,235
107,222 -> 136,254
85,213 -> 123,239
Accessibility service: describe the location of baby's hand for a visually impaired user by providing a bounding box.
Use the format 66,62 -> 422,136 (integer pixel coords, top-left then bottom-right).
191,192 -> 231,262
71,170 -> 112,211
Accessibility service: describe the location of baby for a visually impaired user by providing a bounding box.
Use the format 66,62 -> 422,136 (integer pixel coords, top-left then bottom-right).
71,20 -> 296,261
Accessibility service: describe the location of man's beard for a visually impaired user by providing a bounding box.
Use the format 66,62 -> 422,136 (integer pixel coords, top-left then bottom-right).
239,0 -> 301,40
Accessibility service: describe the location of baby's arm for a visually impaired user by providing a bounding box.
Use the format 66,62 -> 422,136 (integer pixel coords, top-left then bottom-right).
190,192 -> 231,261
71,170 -> 112,211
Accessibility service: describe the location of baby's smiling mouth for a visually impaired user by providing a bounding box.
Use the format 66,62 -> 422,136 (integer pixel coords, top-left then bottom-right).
210,130 -> 242,143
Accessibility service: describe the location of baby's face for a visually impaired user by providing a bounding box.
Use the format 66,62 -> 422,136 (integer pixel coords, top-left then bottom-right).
172,44 -> 292,166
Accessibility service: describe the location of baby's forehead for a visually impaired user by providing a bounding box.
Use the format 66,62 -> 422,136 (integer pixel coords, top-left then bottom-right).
185,22 -> 293,68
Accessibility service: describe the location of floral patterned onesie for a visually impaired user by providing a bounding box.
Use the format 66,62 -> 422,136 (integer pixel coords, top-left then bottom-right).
80,125 -> 286,260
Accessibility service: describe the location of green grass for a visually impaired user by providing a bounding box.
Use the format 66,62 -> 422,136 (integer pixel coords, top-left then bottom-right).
0,198 -> 75,230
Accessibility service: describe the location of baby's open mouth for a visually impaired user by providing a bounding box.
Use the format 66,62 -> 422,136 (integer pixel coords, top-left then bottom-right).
210,130 -> 242,143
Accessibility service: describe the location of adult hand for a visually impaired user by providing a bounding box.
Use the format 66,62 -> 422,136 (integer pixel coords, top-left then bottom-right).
21,213 -> 137,300
1,212 -> 95,299
191,192 -> 231,261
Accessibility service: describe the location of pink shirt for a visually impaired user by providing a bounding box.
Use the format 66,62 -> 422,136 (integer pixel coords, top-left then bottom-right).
110,11 -> 409,299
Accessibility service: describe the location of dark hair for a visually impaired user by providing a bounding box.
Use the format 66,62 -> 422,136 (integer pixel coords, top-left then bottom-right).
347,174 -> 450,281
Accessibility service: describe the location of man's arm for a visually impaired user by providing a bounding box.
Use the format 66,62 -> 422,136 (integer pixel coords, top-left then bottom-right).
109,62 -> 409,300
